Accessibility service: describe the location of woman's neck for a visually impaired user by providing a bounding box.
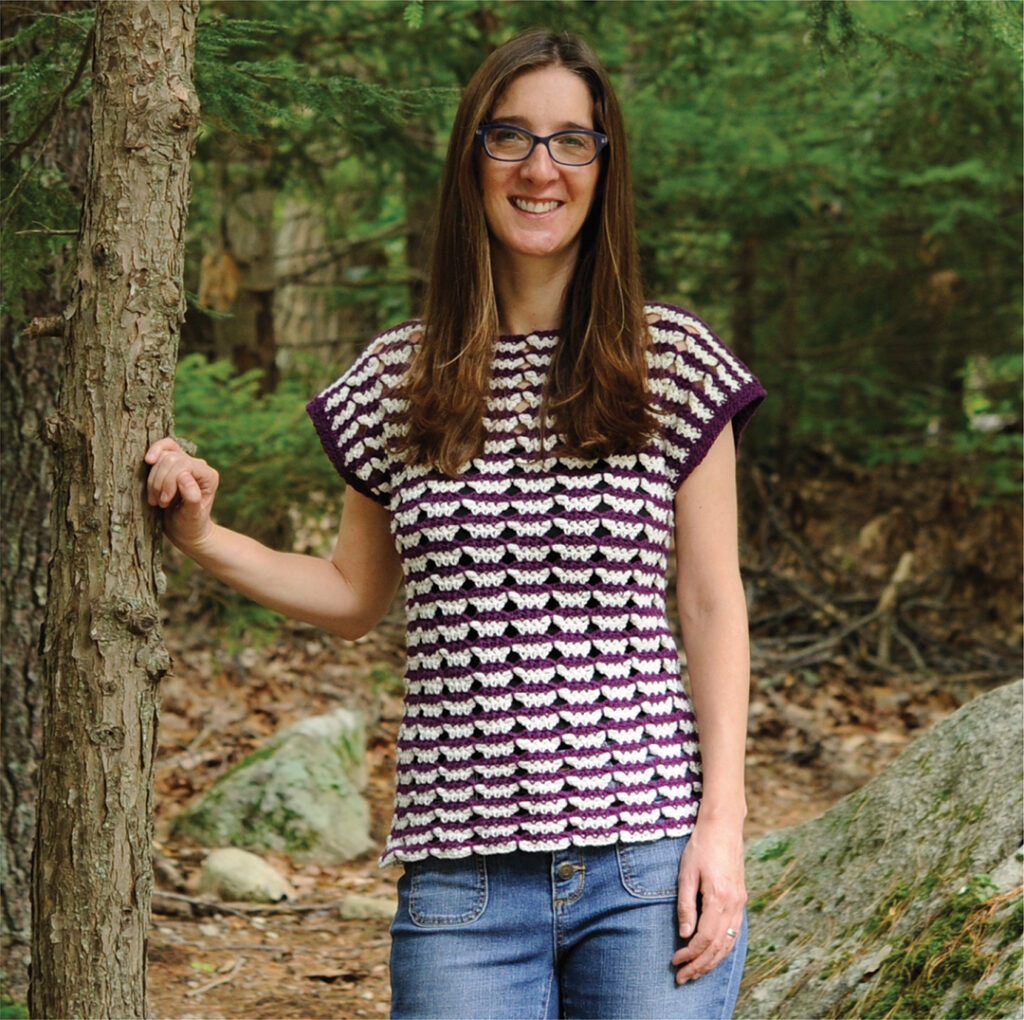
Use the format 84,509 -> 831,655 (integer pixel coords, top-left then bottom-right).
492,247 -> 577,335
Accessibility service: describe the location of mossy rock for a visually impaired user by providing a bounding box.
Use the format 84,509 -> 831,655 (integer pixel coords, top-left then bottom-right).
173,706 -> 372,863
738,680 -> 1023,1019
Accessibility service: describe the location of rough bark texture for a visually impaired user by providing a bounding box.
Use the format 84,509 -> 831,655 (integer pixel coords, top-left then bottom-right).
29,4 -> 199,1017
0,0 -> 92,964
0,327 -> 60,953
737,680 -> 1023,1020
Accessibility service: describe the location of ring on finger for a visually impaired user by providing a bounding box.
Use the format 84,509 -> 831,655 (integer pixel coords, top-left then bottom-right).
726,928 -> 738,938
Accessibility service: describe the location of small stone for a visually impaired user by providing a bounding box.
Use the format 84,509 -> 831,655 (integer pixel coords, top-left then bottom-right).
199,847 -> 295,904
338,893 -> 394,921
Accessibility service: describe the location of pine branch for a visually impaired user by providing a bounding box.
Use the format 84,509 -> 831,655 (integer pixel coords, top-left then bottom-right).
274,222 -> 415,286
0,25 -> 94,171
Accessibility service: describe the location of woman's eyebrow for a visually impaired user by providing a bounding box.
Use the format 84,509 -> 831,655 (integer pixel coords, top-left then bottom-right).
489,114 -> 593,131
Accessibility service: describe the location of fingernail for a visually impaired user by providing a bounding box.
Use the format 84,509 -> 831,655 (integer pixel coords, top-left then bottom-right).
680,924 -> 692,937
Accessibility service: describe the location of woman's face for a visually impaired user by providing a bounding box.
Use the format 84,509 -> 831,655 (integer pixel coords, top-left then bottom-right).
479,65 -> 601,269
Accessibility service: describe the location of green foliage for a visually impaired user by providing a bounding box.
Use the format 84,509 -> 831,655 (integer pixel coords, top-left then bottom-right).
3,0 -> 1021,495
369,664 -> 406,698
0,998 -> 28,1020
167,354 -> 346,641
0,7 -> 93,318
198,582 -> 288,654
195,11 -> 452,146
618,0 -> 1021,472
172,353 -> 340,544
403,0 -> 424,31
863,351 -> 1022,504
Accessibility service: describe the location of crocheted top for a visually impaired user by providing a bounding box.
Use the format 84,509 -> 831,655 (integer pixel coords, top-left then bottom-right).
308,303 -> 765,865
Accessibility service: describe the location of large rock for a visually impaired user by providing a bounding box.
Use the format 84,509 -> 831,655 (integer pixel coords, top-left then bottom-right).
737,680 -> 1023,1020
173,707 -> 372,862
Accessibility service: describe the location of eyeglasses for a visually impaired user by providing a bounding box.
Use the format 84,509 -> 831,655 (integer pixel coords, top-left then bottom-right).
475,123 -> 608,167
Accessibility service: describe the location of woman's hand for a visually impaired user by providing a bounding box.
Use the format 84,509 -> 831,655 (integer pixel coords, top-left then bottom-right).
671,817 -> 747,984
144,437 -> 219,552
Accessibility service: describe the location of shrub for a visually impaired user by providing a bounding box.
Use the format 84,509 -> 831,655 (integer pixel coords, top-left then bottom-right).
172,354 -> 342,547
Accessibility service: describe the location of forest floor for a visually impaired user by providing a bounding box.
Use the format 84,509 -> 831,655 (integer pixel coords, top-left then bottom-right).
4,457 -> 1020,1019
142,635 -> 982,1020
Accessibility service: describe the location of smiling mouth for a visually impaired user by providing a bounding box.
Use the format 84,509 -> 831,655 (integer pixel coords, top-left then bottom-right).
511,197 -> 563,214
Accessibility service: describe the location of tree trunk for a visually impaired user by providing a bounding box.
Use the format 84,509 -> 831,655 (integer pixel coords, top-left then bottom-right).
29,4 -> 199,1017
730,234 -> 759,364
0,326 -> 61,954
775,245 -> 800,466
1,3 -> 93,977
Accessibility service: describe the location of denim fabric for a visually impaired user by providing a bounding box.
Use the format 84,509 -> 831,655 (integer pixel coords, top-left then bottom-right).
389,835 -> 747,1019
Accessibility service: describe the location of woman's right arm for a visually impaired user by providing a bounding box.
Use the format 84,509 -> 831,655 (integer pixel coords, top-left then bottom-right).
145,438 -> 402,640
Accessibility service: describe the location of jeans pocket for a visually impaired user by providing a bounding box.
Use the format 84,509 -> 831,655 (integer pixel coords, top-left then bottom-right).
616,835 -> 687,900
407,855 -> 488,927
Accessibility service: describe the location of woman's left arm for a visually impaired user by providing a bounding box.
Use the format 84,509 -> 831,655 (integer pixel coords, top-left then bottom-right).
669,423 -> 751,985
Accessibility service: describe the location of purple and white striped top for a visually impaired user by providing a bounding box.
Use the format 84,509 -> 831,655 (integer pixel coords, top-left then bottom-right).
308,303 -> 765,865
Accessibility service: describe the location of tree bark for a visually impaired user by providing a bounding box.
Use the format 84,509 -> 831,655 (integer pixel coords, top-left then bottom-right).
730,234 -> 759,364
1,0 -> 93,977
29,4 -> 199,1017
0,324 -> 60,954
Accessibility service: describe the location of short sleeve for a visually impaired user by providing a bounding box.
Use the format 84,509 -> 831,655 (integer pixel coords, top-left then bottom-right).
645,303 -> 766,491
306,320 -> 417,506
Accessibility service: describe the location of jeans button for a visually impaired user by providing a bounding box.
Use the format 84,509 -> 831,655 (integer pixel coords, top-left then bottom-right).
556,862 -> 576,881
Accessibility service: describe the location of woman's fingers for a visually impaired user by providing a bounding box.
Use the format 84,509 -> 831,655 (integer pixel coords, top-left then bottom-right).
144,439 -> 219,551
677,857 -> 699,939
672,835 -> 746,984
147,452 -> 192,507
674,887 -> 745,974
144,436 -> 183,464
672,913 -> 742,984
145,442 -> 213,503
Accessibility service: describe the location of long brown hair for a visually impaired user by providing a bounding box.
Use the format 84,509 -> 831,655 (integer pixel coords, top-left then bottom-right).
399,28 -> 654,474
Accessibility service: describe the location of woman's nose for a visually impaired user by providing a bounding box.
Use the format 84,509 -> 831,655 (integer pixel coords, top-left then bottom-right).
520,141 -> 560,181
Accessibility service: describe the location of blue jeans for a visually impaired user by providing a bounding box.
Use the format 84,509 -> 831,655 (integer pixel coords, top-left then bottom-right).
389,835 -> 747,1019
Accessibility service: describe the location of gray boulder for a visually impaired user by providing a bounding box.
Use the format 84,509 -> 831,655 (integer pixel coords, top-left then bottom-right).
174,706 -> 373,863
737,679 -> 1023,1020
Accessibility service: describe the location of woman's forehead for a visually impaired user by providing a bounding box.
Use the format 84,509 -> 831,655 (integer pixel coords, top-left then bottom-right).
490,66 -> 595,128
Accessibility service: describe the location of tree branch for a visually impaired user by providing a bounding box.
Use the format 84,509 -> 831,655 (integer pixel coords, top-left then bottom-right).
22,315 -> 65,339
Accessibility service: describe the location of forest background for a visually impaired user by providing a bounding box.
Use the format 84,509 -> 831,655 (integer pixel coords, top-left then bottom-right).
1,0 -> 1022,1016
5,0 -> 1022,520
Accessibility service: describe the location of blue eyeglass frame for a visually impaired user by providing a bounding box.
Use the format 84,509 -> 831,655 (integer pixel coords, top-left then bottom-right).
475,123 -> 609,166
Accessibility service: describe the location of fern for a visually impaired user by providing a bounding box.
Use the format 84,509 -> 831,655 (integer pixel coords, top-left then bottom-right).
403,0 -> 424,30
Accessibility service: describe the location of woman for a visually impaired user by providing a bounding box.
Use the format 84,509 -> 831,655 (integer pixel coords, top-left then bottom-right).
147,28 -> 765,1020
